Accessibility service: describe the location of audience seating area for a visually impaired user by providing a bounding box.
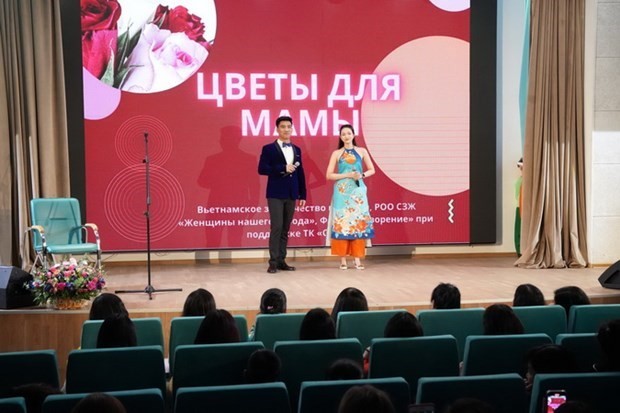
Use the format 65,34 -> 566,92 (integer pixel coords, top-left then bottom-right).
0,397 -> 27,413
567,304 -> 620,333
511,305 -> 567,339
298,377 -> 410,413
81,317 -> 165,349
555,332 -> 603,372
529,372 -> 620,413
252,313 -> 307,349
172,342 -> 264,395
65,346 -> 166,395
416,373 -> 528,413
368,335 -> 459,400
175,383 -> 291,413
42,388 -> 165,413
1,302 -> 620,413
336,309 -> 405,348
462,333 -> 552,376
416,307 -> 484,359
0,350 -> 60,398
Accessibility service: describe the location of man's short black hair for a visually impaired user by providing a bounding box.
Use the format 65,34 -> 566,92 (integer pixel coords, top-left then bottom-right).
275,115 -> 293,127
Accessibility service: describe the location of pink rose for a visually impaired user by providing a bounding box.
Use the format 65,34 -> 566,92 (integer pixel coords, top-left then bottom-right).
121,24 -> 208,93
152,5 -> 206,43
57,283 -> 66,291
81,0 -> 121,32
82,29 -> 117,79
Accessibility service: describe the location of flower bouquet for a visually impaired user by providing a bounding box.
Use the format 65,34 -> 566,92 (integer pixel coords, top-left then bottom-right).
27,258 -> 106,309
81,0 -> 214,93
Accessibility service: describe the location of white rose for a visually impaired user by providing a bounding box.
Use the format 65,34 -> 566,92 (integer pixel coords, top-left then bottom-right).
121,23 -> 208,93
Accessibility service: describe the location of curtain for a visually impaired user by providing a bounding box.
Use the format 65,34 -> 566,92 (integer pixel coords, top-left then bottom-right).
0,0 -> 70,267
516,0 -> 588,269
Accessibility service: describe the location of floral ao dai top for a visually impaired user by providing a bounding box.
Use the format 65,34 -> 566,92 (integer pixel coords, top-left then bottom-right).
330,148 -> 374,240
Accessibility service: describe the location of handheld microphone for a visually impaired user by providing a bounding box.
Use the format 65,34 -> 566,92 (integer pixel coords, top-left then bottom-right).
353,168 -> 360,187
283,161 -> 300,177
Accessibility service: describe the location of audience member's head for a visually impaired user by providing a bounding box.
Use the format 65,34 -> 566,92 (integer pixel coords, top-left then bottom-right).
260,288 -> 287,314
444,397 -> 495,413
338,385 -> 395,413
524,344 -> 577,390
555,401 -> 594,413
512,283 -> 545,307
96,314 -> 137,348
384,312 -> 423,338
89,293 -> 128,320
182,288 -> 216,317
326,358 -> 364,380
431,283 -> 461,309
596,318 -> 620,372
300,307 -> 336,340
244,349 -> 281,383
553,286 -> 590,316
483,304 -> 524,335
10,383 -> 61,413
194,309 -> 240,344
71,393 -> 127,413
331,287 -> 368,322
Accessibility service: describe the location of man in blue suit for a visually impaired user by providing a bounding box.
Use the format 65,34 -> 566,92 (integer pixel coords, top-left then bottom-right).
258,115 -> 307,273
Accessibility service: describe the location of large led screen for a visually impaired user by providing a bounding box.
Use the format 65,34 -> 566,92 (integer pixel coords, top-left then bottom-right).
75,0 -> 495,251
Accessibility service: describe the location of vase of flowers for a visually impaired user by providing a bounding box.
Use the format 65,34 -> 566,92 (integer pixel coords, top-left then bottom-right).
27,258 -> 106,309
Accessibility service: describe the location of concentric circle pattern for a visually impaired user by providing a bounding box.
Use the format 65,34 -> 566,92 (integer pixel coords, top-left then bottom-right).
104,165 -> 185,243
115,116 -> 173,167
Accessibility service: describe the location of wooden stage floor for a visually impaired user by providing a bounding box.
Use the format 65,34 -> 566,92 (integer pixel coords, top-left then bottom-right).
103,255 -> 619,312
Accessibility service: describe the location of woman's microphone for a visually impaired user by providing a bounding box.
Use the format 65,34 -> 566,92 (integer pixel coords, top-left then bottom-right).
353,168 -> 360,187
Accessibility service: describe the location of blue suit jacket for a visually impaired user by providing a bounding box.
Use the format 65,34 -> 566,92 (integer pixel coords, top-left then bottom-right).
258,141 -> 307,200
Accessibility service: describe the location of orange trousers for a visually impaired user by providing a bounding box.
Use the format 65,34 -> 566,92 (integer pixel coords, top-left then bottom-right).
331,239 -> 366,258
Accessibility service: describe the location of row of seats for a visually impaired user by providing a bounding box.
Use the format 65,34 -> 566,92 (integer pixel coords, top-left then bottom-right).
2,372 -> 619,413
79,304 -> 620,367
0,333 -> 607,404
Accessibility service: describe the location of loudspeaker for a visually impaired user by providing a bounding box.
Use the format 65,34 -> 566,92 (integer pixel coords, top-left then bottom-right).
0,266 -> 35,309
598,260 -> 620,290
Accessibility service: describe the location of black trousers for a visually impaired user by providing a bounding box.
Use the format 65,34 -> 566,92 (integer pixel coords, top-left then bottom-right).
267,197 -> 296,266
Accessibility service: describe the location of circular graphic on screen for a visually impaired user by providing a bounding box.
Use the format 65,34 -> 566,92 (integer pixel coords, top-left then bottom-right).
429,0 -> 470,13
115,115 -> 173,167
361,36 -> 469,197
104,164 -> 185,242
81,0 -> 216,93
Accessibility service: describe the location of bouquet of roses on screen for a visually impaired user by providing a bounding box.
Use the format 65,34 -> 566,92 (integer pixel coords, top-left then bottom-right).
81,0 -> 211,93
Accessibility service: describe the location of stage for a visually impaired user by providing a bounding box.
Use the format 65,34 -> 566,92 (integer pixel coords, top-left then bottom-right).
1,255 -> 619,381
103,255 -> 617,312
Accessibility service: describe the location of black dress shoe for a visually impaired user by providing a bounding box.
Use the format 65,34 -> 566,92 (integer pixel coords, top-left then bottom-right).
267,264 -> 278,273
277,262 -> 296,271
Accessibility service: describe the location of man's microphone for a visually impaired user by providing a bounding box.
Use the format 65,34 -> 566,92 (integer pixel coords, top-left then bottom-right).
283,161 -> 300,177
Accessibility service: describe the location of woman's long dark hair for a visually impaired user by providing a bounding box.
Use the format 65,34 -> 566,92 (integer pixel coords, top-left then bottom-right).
338,124 -> 358,149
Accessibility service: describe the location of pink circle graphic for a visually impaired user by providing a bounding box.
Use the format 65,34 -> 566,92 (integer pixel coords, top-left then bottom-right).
361,36 -> 469,196
115,116 -> 173,167
82,68 -> 121,120
104,165 -> 185,243
429,0 -> 470,12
